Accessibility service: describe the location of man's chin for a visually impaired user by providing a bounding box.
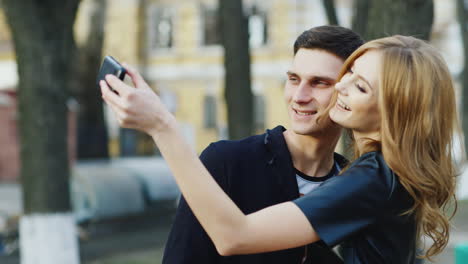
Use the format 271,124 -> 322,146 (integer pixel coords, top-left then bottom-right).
290,125 -> 324,136
290,123 -> 340,137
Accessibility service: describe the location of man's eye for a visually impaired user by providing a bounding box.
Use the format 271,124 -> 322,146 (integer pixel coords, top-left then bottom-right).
288,77 -> 298,82
314,80 -> 330,86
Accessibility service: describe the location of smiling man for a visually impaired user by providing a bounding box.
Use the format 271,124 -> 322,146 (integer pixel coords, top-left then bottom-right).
162,26 -> 364,264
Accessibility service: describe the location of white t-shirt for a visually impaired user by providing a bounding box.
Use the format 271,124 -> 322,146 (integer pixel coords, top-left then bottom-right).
296,161 -> 341,196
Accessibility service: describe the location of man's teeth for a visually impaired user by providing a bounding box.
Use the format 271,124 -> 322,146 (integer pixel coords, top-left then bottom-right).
337,99 -> 350,111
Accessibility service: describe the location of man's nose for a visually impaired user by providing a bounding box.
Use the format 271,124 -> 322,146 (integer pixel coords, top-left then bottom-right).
293,82 -> 312,103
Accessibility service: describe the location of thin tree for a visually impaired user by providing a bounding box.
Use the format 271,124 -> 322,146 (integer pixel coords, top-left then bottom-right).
352,0 -> 433,41
219,0 -> 254,140
457,0 -> 468,154
351,0 -> 370,38
2,0 -> 81,263
71,0 -> 109,160
322,0 -> 339,25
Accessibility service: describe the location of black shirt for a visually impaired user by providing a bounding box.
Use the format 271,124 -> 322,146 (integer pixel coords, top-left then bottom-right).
293,151 -> 416,264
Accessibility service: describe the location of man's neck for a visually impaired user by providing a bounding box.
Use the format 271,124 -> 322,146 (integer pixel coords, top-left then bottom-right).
283,129 -> 340,177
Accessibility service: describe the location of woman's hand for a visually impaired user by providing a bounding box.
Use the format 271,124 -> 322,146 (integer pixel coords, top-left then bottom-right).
100,63 -> 176,138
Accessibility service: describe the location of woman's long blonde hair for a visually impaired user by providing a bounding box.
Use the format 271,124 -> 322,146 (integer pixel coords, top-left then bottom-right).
325,35 -> 461,259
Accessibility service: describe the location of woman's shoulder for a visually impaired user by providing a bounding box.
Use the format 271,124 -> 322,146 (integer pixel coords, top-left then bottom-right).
343,151 -> 398,200
349,151 -> 392,175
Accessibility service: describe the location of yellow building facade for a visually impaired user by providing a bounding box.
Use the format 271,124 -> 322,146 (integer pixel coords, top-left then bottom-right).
94,0 -> 342,153
1,0 -> 461,155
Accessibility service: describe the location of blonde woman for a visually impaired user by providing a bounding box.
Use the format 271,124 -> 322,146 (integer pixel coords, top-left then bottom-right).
101,35 -> 460,263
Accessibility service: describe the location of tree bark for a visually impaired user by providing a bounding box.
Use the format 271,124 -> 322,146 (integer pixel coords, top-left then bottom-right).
3,0 -> 79,213
137,0 -> 149,78
322,0 -> 339,25
2,0 -> 81,262
71,0 -> 109,160
219,0 -> 253,140
457,0 -> 468,155
351,0 -> 370,39
354,0 -> 433,41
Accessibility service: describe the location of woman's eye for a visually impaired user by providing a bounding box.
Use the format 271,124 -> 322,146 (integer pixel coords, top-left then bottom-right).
356,84 -> 366,93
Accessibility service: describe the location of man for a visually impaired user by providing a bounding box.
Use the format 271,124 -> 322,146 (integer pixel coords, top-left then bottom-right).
162,25 -> 364,264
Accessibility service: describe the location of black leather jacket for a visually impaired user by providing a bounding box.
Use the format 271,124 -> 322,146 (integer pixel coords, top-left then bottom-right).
294,151 -> 416,264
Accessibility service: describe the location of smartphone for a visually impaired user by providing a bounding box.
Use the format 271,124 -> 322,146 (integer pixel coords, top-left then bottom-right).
97,55 -> 126,92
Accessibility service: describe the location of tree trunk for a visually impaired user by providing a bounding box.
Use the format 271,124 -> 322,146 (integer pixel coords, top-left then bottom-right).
2,0 -> 80,263
137,0 -> 149,78
71,0 -> 109,160
351,0 -> 370,39
355,0 -> 433,41
457,0 -> 468,155
322,0 -> 339,25
219,0 -> 253,140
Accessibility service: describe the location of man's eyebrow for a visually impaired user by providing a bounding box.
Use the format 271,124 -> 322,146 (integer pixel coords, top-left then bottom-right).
286,71 -> 335,82
312,76 -> 336,82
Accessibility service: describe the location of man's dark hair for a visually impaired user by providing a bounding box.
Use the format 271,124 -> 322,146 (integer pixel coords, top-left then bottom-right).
293,25 -> 364,60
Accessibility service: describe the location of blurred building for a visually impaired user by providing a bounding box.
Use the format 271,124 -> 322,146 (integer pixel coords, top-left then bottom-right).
0,8 -> 18,181
87,0 -> 356,154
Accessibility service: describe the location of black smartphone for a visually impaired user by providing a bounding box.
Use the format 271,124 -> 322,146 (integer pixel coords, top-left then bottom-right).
97,55 -> 126,92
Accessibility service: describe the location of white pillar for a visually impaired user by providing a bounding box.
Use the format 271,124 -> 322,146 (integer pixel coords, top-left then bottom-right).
20,213 -> 80,264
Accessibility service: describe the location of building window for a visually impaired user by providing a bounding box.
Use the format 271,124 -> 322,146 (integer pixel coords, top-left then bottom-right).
148,6 -> 173,50
247,5 -> 268,48
0,11 -> 12,53
201,4 -> 268,47
203,95 -> 217,128
201,5 -> 221,46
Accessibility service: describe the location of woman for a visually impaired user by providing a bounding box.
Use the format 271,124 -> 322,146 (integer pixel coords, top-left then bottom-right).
100,35 -> 460,263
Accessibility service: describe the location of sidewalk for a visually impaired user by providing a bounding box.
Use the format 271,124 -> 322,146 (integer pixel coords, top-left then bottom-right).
0,183 -> 21,232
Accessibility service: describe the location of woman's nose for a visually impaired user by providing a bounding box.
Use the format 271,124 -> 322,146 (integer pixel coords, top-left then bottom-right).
335,73 -> 353,94
335,80 -> 347,94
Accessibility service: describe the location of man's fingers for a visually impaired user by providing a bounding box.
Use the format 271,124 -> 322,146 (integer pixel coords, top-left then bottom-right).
122,63 -> 147,89
105,74 -> 131,96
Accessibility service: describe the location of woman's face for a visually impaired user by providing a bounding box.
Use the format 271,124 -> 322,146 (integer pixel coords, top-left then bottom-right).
329,50 -> 381,135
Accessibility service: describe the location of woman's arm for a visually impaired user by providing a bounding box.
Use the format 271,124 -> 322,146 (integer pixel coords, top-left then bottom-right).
100,66 -> 319,255
153,124 -> 319,255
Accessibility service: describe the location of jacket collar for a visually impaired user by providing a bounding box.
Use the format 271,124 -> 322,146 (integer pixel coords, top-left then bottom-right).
263,126 -> 349,200
264,126 -> 300,200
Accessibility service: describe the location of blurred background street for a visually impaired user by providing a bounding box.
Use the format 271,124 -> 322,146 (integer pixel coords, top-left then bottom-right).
0,177 -> 467,264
